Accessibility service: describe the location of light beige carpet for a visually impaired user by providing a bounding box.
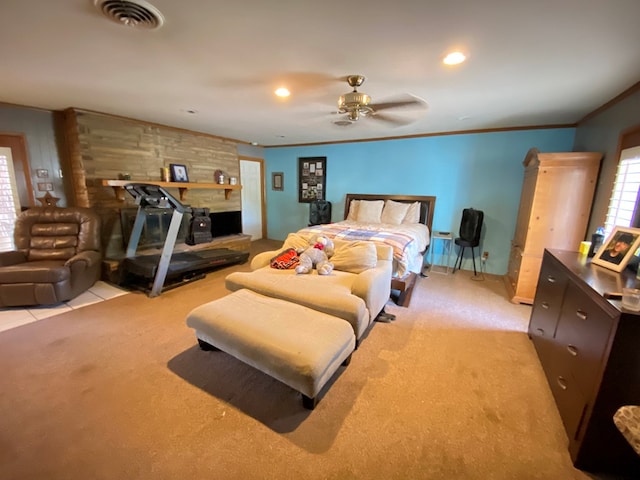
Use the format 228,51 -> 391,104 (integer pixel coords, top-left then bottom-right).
0,249 -> 594,480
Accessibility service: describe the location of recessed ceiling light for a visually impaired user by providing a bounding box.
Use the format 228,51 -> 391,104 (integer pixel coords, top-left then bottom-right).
443,52 -> 466,65
250,141 -> 259,146
275,87 -> 290,97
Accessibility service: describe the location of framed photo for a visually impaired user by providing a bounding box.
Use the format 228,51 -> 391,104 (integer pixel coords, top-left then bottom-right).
592,227 -> 640,272
272,172 -> 284,191
298,156 -> 326,203
170,164 -> 189,183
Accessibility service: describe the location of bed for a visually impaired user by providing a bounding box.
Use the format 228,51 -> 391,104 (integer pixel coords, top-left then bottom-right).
296,193 -> 436,307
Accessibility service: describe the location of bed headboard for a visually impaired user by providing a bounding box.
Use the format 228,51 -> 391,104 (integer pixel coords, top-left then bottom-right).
343,193 -> 436,234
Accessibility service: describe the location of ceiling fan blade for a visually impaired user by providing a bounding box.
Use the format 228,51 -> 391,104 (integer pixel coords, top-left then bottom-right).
214,72 -> 343,96
369,112 -> 415,126
369,94 -> 428,112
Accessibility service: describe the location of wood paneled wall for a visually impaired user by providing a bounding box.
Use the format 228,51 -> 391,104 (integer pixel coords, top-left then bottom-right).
61,108 -> 242,257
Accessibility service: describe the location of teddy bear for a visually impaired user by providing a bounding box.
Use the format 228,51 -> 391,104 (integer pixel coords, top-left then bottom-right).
295,235 -> 335,275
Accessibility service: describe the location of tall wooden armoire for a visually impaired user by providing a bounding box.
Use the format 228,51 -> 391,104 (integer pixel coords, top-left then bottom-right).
504,148 -> 602,304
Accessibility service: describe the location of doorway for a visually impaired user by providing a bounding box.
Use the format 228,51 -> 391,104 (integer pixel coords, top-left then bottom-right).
239,157 -> 265,240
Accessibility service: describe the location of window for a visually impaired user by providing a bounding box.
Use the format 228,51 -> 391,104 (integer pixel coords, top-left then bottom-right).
604,145 -> 640,237
0,148 -> 21,251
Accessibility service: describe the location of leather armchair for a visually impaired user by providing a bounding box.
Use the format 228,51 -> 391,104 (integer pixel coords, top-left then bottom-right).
0,207 -> 102,307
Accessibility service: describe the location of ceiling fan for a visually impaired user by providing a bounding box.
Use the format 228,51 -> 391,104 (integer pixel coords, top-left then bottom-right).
333,75 -> 427,127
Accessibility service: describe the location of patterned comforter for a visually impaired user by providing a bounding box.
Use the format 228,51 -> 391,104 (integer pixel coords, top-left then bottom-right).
297,221 -> 430,277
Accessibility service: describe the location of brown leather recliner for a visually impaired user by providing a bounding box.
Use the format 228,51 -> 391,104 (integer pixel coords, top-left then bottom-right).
0,207 -> 102,307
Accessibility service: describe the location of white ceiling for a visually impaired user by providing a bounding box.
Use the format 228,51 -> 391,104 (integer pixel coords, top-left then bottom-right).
1,0 -> 640,147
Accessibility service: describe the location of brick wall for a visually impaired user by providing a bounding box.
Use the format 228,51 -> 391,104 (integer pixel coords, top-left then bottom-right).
61,109 -> 243,257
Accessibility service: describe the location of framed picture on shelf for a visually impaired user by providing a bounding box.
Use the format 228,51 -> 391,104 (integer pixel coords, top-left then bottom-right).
592,226 -> 640,272
298,156 -> 326,203
169,164 -> 189,183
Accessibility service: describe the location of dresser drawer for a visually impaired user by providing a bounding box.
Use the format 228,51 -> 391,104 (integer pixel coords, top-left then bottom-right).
546,349 -> 588,441
529,257 -> 568,338
554,280 -> 615,398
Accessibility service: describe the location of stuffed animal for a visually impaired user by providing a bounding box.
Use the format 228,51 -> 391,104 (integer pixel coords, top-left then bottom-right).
295,235 -> 335,275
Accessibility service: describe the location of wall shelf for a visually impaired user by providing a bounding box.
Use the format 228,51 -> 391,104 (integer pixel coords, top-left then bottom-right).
102,180 -> 241,202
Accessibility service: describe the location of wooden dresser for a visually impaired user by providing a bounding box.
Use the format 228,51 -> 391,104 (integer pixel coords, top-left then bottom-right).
505,148 -> 601,304
529,249 -> 640,476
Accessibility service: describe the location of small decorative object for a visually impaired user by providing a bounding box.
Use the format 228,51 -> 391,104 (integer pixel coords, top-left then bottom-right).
579,241 -> 591,256
272,172 -> 284,191
170,164 -> 189,182
588,226 -> 606,257
160,167 -> 170,182
295,235 -> 335,275
119,173 -> 131,180
229,176 -> 238,185
592,227 -> 640,272
298,157 -> 326,203
622,287 -> 640,311
37,192 -> 60,207
214,169 -> 225,184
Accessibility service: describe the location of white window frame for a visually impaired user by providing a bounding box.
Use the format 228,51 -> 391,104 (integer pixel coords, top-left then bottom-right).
604,145 -> 640,238
0,147 -> 21,252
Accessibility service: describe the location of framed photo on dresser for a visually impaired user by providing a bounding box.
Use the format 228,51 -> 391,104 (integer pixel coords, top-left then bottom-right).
592,226 -> 640,272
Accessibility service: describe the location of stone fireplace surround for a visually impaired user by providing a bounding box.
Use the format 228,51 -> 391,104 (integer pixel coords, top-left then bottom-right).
59,108 -> 249,269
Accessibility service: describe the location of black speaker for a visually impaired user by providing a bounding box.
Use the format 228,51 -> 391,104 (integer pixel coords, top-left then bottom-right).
459,208 -> 483,243
186,208 -> 212,245
310,200 -> 331,225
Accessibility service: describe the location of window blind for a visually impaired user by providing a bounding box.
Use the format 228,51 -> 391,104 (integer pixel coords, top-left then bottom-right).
0,149 -> 20,252
604,146 -> 640,237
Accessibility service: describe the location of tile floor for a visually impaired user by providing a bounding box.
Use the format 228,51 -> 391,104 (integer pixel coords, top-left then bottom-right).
0,281 -> 129,333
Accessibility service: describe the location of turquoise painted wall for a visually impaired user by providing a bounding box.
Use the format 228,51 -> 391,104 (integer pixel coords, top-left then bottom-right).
264,128 -> 576,275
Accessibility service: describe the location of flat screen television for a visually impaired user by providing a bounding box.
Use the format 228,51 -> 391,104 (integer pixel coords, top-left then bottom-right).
210,210 -> 242,238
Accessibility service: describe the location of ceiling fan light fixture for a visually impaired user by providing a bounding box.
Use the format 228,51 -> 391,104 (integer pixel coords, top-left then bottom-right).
332,74 -> 427,126
338,91 -> 371,110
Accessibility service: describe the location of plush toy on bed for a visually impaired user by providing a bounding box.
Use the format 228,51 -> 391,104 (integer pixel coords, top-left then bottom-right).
295,235 -> 335,275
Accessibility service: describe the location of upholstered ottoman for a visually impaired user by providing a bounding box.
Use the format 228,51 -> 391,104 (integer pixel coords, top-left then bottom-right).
185,289 -> 355,409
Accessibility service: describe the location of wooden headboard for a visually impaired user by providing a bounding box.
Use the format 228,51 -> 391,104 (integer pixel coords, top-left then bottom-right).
343,193 -> 436,234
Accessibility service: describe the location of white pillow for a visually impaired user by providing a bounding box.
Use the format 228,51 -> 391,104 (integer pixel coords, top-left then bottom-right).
402,201 -> 421,224
381,200 -> 411,225
346,200 -> 360,221
330,241 -> 377,273
355,200 -> 384,223
282,232 -> 313,251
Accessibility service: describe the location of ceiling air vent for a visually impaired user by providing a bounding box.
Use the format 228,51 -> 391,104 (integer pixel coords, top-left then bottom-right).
94,0 -> 165,29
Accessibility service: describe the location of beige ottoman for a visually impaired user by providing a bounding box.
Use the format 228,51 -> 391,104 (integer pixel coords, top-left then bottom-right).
185,289 -> 355,409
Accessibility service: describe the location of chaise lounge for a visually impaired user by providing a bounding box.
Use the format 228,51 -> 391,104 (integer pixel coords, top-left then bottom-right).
185,234 -> 393,408
225,233 -> 394,342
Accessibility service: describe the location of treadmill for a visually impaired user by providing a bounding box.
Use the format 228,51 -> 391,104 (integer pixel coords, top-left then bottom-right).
121,183 -> 249,297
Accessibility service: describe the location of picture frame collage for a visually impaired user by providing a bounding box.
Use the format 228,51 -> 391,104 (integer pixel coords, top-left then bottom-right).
298,156 -> 326,203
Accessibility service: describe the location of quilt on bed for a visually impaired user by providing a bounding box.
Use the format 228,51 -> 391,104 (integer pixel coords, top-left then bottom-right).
297,221 -> 429,278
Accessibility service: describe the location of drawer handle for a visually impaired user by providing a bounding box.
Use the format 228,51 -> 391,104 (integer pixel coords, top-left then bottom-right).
576,310 -> 587,321
557,376 -> 568,390
536,328 -> 545,335
547,275 -> 556,283
567,344 -> 578,356
541,301 -> 549,310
